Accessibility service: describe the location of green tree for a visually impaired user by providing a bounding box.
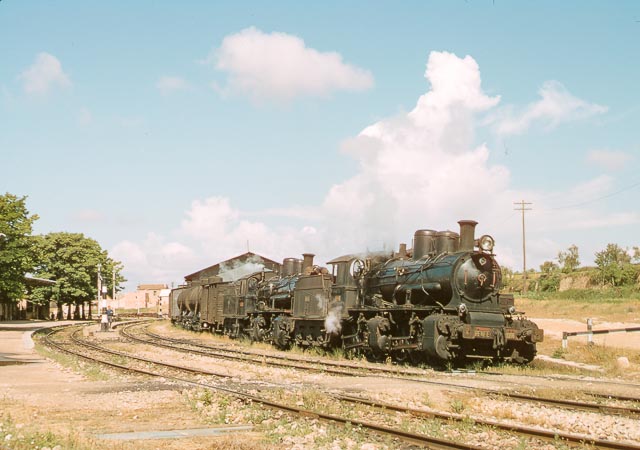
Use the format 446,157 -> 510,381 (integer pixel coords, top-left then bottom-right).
594,243 -> 637,287
539,260 -> 560,291
30,232 -> 126,319
501,266 -> 514,286
0,193 -> 39,305
557,244 -> 580,273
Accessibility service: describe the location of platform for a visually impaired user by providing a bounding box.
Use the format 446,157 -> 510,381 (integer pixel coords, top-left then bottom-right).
0,320 -> 86,365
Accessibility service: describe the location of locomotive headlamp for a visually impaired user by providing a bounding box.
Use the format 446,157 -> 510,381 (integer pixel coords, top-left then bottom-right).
478,235 -> 495,252
458,303 -> 467,316
508,306 -> 517,315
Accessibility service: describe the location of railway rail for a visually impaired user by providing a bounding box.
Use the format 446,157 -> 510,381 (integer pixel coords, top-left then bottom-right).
39,323 -> 640,450
123,322 -> 640,419
39,324 -> 477,449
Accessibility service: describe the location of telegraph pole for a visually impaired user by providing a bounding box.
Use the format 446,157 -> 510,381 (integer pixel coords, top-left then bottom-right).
112,268 -> 116,315
514,200 -> 532,294
94,263 -> 101,320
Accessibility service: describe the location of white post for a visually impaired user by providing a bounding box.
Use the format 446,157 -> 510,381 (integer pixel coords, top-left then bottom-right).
587,318 -> 593,345
112,269 -> 116,316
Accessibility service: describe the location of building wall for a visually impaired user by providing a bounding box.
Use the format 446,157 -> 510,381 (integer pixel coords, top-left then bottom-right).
116,284 -> 168,311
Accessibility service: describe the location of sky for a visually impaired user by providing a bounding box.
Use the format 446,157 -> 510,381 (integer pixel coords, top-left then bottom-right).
1,1 -> 639,291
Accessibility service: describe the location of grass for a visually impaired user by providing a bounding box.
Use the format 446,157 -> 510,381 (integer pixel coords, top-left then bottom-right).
0,413 -> 88,450
516,291 -> 640,323
33,342 -> 112,381
552,342 -> 639,372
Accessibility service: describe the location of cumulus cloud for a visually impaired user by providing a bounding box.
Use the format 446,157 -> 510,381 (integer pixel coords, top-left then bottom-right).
113,50 -> 623,288
111,234 -> 196,285
322,51 -> 507,252
586,149 -> 633,171
211,27 -> 374,101
495,80 -> 607,135
178,197 -> 316,261
19,52 -> 71,95
114,51 -> 508,286
156,76 -> 189,94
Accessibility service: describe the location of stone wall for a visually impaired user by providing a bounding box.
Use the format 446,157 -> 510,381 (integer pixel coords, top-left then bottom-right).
558,275 -> 593,291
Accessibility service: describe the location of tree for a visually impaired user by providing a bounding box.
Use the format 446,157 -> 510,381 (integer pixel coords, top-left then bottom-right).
594,243 -> 637,287
30,232 -> 126,319
539,260 -> 560,291
0,193 -> 39,305
558,244 -> 580,273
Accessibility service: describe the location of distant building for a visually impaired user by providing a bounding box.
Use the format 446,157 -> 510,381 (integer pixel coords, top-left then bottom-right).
0,276 -> 56,321
116,283 -> 168,311
184,252 -> 281,283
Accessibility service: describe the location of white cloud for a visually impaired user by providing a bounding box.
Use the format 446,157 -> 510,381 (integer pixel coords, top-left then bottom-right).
586,149 -> 633,171
495,80 -> 607,135
114,50 -> 628,290
19,52 -> 71,95
211,27 -> 374,101
111,234 -> 196,286
156,76 -> 189,94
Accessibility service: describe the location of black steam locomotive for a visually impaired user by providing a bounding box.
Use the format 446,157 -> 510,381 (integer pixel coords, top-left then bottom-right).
170,220 -> 543,365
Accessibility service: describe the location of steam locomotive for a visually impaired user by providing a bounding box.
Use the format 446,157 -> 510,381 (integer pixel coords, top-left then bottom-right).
170,220 -> 543,365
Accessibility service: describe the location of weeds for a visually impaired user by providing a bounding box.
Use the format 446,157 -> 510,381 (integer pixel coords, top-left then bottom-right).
0,414 -> 86,450
449,399 -> 467,414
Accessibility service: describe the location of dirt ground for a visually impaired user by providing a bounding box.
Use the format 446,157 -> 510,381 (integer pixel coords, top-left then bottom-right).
1,308 -> 639,449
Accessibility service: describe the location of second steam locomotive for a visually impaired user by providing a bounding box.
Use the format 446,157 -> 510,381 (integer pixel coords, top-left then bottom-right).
170,220 -> 543,365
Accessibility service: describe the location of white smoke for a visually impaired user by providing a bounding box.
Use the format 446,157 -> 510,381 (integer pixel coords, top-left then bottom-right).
218,254 -> 267,282
324,303 -> 343,335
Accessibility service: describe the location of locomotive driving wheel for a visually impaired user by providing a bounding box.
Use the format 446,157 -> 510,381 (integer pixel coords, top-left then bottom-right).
251,315 -> 266,342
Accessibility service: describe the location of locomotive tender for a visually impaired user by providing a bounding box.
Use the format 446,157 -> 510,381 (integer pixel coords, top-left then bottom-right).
170,220 -> 543,365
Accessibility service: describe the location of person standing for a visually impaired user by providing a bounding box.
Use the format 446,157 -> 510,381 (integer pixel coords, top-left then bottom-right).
107,306 -> 114,330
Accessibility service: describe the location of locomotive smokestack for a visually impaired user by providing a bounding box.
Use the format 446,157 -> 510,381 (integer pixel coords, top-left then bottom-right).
398,243 -> 407,258
302,253 -> 315,272
458,220 -> 478,251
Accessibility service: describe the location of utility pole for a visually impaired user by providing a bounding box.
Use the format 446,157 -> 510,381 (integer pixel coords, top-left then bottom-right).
112,268 -> 116,314
514,200 -> 532,294
94,263 -> 101,320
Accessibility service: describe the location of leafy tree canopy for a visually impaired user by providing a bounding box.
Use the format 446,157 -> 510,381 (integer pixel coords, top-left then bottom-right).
30,232 -> 126,307
539,260 -> 559,274
594,243 -> 637,287
0,193 -> 38,303
558,244 -> 580,273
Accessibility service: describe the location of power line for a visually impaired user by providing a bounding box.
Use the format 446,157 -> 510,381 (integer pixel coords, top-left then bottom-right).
543,179 -> 640,211
514,200 -> 532,294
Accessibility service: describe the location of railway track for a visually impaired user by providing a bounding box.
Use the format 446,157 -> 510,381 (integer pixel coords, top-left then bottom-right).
97,322 -> 640,449
123,322 -> 640,419
39,324 -> 477,449
39,323 -> 640,450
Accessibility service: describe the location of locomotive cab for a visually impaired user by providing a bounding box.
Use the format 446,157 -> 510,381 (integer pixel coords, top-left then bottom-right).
327,254 -> 364,312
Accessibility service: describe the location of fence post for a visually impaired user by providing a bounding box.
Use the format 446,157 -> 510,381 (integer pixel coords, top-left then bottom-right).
562,332 -> 568,349
587,318 -> 593,345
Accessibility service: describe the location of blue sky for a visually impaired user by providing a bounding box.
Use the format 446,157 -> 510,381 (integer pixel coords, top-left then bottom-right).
2,1 -> 639,290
